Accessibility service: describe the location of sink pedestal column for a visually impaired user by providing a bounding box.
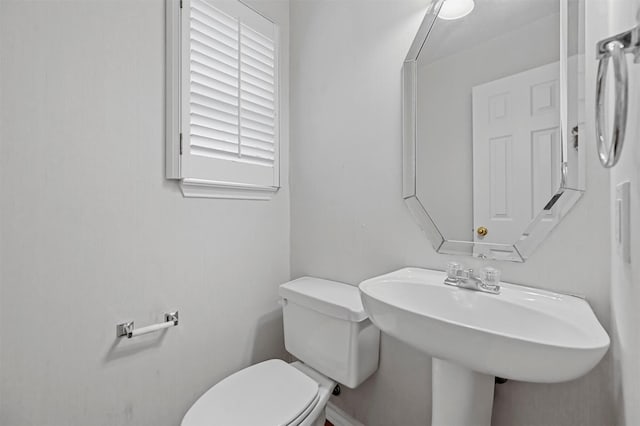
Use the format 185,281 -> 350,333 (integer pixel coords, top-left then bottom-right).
431,358 -> 495,426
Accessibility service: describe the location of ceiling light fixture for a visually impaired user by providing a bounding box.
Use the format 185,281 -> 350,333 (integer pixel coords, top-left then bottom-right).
438,0 -> 475,20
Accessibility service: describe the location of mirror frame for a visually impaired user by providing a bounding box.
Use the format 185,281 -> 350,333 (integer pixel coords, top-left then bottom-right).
402,0 -> 585,262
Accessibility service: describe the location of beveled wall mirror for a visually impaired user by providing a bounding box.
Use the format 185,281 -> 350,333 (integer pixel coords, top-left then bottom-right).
403,0 -> 585,262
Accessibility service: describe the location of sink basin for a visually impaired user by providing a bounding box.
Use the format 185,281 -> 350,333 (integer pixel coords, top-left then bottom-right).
359,267 -> 609,426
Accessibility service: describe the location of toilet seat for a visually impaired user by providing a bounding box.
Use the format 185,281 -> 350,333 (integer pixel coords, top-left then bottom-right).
181,359 -> 321,426
287,391 -> 321,426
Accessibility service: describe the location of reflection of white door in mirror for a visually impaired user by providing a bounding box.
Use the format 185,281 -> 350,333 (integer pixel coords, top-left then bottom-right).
472,62 -> 561,257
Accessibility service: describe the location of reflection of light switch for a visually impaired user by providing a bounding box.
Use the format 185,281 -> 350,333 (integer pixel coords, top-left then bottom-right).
616,181 -> 631,263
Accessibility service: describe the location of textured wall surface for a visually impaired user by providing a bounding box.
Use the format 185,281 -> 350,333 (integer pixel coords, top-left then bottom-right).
600,0 -> 640,425
290,1 -> 613,424
0,1 -> 290,425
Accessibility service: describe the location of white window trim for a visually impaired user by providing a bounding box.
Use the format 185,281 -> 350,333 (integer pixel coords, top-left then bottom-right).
180,179 -> 277,200
165,0 -> 280,200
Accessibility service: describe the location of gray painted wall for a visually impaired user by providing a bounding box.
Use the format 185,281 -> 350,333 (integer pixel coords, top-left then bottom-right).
290,0 -> 613,424
0,1 -> 290,425
598,0 -> 640,425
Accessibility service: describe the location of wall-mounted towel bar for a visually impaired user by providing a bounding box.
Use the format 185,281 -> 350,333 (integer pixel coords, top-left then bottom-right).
595,25 -> 640,168
116,311 -> 179,338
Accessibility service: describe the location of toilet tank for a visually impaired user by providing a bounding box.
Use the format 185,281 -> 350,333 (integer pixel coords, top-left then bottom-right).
279,277 -> 380,388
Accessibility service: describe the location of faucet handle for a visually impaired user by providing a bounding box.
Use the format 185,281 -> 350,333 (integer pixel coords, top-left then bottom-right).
446,262 -> 462,279
482,267 -> 501,287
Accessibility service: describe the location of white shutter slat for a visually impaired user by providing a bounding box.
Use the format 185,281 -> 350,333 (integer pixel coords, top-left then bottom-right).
241,118 -> 274,136
242,146 -> 275,161
241,35 -> 274,58
191,81 -> 237,106
191,75 -> 238,120
191,145 -> 239,160
189,129 -> 237,145
241,69 -> 274,90
241,86 -> 274,104
191,100 -> 236,123
241,136 -> 274,152
191,38 -> 237,68
191,109 -> 237,133
241,126 -> 274,143
240,61 -> 273,86
191,49 -> 237,79
241,81 -> 274,103
241,55 -> 274,78
241,23 -> 274,53
243,88 -> 273,111
240,104 -> 274,126
191,123 -> 237,145
234,155 -> 274,167
191,7 -> 237,41
190,133 -> 240,161
241,91 -> 274,111
191,31 -> 238,64
190,21 -> 237,53
241,44 -> 274,69
193,0 -> 238,33
240,101 -> 274,120
191,66 -> 237,91
191,89 -> 237,113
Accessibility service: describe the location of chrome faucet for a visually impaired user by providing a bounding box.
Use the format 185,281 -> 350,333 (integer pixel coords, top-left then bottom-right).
444,262 -> 501,294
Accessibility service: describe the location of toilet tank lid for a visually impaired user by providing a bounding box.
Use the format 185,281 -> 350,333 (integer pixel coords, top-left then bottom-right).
279,277 -> 368,322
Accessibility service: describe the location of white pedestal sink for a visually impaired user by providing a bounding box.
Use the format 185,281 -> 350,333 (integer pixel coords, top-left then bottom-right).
359,268 -> 610,426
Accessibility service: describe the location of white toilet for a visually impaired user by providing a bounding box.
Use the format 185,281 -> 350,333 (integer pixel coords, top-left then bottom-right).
181,277 -> 381,426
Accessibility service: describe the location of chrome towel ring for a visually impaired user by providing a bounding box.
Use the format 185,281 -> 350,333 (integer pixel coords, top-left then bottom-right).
596,41 -> 627,167
595,26 -> 640,168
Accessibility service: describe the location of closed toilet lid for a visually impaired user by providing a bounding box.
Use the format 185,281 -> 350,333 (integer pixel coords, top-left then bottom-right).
181,359 -> 320,426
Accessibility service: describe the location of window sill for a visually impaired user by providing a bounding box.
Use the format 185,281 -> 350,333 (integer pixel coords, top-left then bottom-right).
179,179 -> 279,200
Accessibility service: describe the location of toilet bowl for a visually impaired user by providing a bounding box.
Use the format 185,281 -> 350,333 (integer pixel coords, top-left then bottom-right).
182,277 -> 380,426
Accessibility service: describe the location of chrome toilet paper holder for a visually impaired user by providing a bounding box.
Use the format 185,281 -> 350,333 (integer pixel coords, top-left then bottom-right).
116,311 -> 179,339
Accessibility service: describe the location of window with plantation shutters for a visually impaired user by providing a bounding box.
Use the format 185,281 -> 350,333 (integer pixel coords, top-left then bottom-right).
166,0 -> 280,199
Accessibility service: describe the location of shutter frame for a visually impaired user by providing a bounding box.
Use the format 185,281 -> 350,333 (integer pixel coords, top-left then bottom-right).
166,0 -> 280,198
166,0 -> 182,178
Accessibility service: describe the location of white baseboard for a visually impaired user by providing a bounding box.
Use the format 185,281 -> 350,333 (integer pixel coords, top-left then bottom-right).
326,401 -> 365,426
